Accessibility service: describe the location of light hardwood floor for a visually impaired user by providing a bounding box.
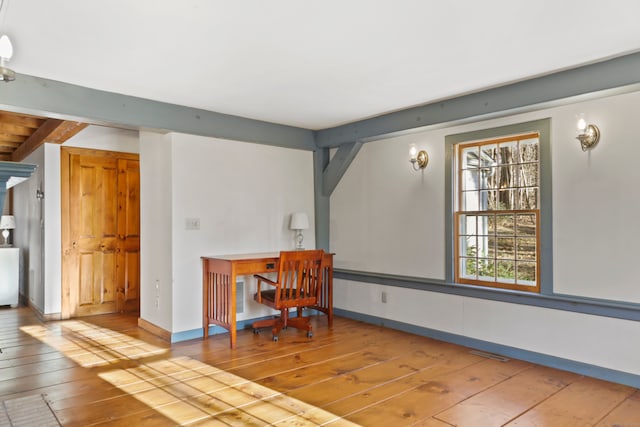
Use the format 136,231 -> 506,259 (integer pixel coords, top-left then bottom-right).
0,307 -> 639,426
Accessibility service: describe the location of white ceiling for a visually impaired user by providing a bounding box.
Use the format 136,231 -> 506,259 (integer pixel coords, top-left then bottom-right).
4,1 -> 640,130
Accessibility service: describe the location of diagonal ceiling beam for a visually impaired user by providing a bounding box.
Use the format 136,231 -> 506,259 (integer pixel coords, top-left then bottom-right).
322,141 -> 362,197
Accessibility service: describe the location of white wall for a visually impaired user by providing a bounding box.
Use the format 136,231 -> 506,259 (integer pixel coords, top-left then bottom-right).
139,131 -> 173,332
139,132 -> 316,334
331,89 -> 640,375
13,146 -> 45,311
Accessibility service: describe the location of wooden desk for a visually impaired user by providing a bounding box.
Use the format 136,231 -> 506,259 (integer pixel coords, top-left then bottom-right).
202,252 -> 334,348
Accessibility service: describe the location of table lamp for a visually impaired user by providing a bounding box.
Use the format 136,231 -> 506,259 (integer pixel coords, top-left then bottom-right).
0,215 -> 15,247
289,212 -> 309,250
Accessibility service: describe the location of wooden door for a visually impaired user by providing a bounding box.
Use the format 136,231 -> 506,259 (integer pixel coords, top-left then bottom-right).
61,148 -> 140,318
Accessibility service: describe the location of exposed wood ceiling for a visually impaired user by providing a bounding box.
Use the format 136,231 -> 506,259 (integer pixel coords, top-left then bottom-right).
0,111 -> 87,162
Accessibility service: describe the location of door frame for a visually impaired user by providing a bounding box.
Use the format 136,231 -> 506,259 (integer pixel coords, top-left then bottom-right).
60,146 -> 140,319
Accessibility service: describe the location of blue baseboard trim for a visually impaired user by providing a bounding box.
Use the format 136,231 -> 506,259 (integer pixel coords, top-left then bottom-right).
171,316 -> 273,343
334,307 -> 640,388
170,310 -> 323,343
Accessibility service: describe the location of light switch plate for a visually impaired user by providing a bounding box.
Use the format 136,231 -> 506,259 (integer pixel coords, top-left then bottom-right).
185,218 -> 200,230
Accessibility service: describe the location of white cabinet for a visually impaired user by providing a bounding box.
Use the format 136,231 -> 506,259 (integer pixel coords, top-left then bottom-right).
0,248 -> 19,307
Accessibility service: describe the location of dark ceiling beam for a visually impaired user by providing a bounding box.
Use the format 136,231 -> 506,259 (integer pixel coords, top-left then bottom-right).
315,51 -> 640,147
0,74 -> 316,151
11,118 -> 64,161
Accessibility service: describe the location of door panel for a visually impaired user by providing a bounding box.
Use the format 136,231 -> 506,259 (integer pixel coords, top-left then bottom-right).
116,159 -> 140,313
63,148 -> 140,318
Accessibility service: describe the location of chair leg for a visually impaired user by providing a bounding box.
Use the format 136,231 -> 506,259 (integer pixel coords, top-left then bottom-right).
271,309 -> 288,340
254,308 -> 313,341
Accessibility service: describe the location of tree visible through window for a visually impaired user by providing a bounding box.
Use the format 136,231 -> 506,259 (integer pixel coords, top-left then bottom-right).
455,132 -> 540,292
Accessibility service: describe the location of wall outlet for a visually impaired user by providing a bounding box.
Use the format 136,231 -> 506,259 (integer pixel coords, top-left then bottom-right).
155,279 -> 160,309
381,291 -> 387,303
185,217 -> 200,230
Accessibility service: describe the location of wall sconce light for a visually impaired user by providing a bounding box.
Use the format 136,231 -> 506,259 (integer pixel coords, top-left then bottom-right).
0,34 -> 15,82
575,114 -> 600,151
289,212 -> 309,250
409,144 -> 428,171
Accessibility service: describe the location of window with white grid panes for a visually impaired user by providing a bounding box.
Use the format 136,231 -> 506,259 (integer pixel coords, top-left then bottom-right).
455,132 -> 540,292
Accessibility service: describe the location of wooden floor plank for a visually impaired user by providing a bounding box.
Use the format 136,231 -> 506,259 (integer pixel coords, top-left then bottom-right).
341,358 -> 531,425
594,390 -> 640,427
506,376 -> 635,426
434,365 -> 579,427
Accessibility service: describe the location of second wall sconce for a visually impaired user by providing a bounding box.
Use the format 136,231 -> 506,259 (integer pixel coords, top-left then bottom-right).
575,114 -> 600,151
409,144 -> 429,171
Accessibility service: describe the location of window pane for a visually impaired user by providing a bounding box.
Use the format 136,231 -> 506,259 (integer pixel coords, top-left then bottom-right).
479,167 -> 498,190
496,214 -> 514,235
460,215 -> 476,235
461,257 -> 476,279
520,162 -> 538,187
480,144 -> 498,168
518,188 -> 538,210
461,169 -> 479,191
497,165 -> 518,189
520,138 -> 539,162
487,236 -> 497,258
476,215 -> 492,236
496,260 -> 515,283
460,236 -> 476,257
462,190 -> 479,211
477,235 -> 491,258
487,215 -> 497,235
480,167 -> 500,189
483,190 -> 498,210
497,189 -> 517,210
497,237 -> 515,259
516,237 -> 536,260
516,214 -> 536,236
498,141 -> 518,164
462,146 -> 479,169
516,262 -> 536,284
478,258 -> 495,281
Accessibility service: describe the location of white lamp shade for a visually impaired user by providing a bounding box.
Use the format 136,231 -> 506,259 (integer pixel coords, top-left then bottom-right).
0,215 -> 15,229
289,212 -> 309,230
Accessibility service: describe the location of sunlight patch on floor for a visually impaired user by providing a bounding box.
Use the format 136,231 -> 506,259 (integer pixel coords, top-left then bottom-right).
99,355 -> 360,425
21,321 -> 168,368
22,319 -> 360,426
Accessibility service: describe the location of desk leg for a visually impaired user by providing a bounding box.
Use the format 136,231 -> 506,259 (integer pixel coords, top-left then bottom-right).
202,259 -> 237,349
229,272 -> 237,349
202,261 -> 209,339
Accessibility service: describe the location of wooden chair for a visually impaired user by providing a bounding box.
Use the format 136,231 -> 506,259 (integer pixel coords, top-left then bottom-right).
252,249 -> 325,341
